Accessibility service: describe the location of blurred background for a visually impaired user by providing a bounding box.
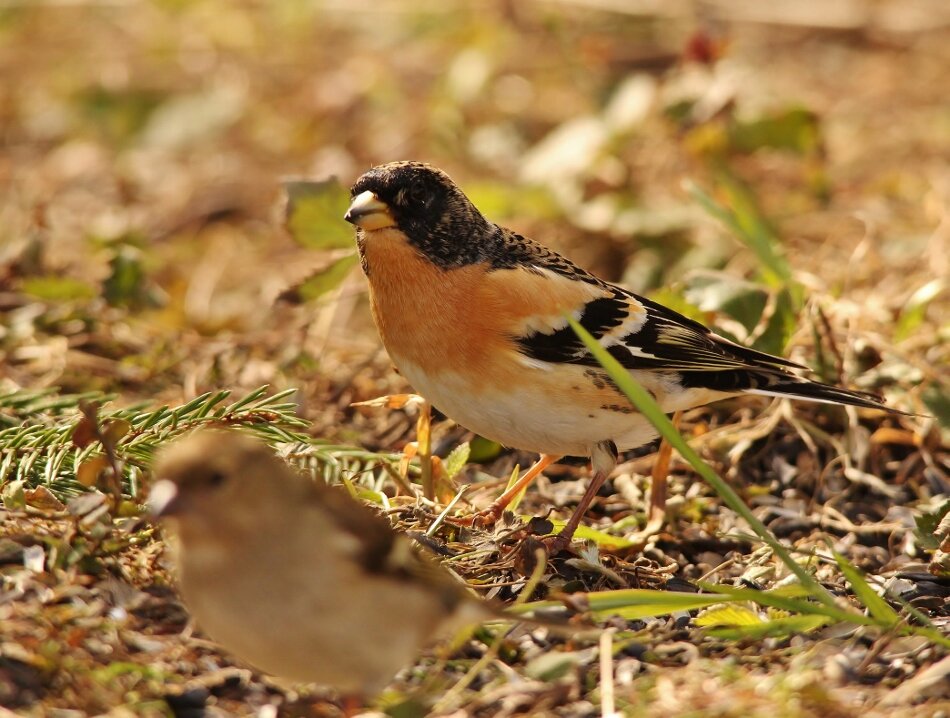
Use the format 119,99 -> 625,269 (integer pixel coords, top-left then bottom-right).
2,4 -> 949,713
1,0 -> 947,440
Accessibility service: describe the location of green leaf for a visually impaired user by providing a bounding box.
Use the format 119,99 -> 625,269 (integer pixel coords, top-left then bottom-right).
704,614 -> 831,640
584,588 -> 726,620
688,174 -> 792,288
536,519 -> 636,549
505,464 -> 527,513
279,253 -> 360,304
646,287 -> 707,325
681,270 -> 769,335
467,436 -> 503,463
831,550 -> 901,627
914,500 -> 950,551
695,604 -> 763,627
921,383 -> 950,429
894,278 -> 944,342
103,246 -> 155,309
0,385 -> 392,501
77,86 -> 165,143
694,582 -> 866,624
21,276 -> 96,302
518,584 -> 836,622
752,286 -> 798,355
443,442 -> 470,480
464,182 -> 558,221
728,108 -> 821,156
566,316 -> 840,610
283,178 -> 354,250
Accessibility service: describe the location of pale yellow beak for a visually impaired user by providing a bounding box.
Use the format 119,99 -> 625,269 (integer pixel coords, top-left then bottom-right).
147,479 -> 181,518
344,190 -> 396,230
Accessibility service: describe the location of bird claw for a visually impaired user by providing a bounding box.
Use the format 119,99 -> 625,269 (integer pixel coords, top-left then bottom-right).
538,532 -> 573,556
445,505 -> 504,529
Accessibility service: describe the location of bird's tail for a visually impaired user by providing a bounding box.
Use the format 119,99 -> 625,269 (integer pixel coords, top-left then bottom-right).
745,375 -> 902,413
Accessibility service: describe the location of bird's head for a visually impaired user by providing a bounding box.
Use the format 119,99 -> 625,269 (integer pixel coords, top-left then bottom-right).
148,430 -> 287,526
345,162 -> 493,268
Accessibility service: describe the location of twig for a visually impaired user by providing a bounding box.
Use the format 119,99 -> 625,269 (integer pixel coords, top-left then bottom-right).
417,400 -> 434,500
599,628 -> 617,718
433,549 -> 549,713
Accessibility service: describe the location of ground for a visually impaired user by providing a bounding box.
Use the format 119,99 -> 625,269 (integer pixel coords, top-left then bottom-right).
1,1 -> 948,716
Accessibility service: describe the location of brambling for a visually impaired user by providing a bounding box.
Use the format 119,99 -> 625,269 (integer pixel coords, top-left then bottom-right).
149,430 -> 496,702
344,161 -> 894,553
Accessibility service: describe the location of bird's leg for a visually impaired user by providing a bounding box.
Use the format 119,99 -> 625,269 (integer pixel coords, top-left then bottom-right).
465,454 -> 561,527
628,410 -> 681,543
337,694 -> 364,717
543,440 -> 618,554
646,410 -> 681,531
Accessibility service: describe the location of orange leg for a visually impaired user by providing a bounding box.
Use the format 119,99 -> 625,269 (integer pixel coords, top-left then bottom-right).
544,440 -> 618,554
465,454 -> 561,527
625,410 -> 682,542
338,694 -> 364,717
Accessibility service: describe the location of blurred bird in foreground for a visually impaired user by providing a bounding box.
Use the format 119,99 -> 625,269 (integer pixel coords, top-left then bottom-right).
149,430 -> 499,703
344,161 -> 897,553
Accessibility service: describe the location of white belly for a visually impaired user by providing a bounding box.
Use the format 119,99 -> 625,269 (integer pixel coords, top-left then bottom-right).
393,353 -> 734,457
394,357 -> 662,456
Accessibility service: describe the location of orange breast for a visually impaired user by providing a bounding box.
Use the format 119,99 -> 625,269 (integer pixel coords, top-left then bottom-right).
360,228 -> 601,383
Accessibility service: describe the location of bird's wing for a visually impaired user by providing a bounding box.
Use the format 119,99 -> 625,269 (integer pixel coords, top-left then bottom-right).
507,264 -> 802,373
500,255 -> 890,409
493,229 -> 796,371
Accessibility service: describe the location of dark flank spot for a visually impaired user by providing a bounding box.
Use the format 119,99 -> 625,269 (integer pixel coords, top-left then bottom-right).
600,403 -> 636,415
583,369 -> 606,389
588,414 -> 595,418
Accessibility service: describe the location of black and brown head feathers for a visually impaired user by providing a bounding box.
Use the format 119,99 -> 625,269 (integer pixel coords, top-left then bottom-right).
346,161 -> 505,269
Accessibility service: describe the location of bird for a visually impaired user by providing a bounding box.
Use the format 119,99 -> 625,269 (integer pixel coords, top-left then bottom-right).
148,429 -> 500,703
343,161 -> 896,553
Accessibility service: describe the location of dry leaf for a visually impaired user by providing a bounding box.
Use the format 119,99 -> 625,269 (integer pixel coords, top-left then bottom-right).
23,486 -> 66,512
76,455 -> 110,488
351,394 -> 426,411
101,418 -> 131,446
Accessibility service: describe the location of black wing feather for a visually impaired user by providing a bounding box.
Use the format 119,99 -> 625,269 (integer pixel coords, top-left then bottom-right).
515,285 -> 892,410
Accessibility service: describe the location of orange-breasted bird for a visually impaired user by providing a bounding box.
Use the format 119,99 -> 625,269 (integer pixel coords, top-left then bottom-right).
344,161 -> 894,553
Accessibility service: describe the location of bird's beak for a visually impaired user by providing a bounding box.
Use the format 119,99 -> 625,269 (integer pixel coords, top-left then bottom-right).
344,190 -> 396,230
147,479 -> 181,518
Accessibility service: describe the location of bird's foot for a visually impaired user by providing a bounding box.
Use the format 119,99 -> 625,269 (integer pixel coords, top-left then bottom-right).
446,503 -> 505,529
539,531 -> 574,556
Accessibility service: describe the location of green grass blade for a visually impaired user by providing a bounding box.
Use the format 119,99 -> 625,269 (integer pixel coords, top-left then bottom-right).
538,519 -> 636,548
703,614 -> 831,640
687,176 -> 792,288
567,317 -> 840,610
696,581 -> 874,625
514,588 -> 729,619
831,550 -> 901,626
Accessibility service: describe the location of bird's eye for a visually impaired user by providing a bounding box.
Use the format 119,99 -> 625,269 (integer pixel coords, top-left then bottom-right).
207,470 -> 227,488
407,179 -> 429,206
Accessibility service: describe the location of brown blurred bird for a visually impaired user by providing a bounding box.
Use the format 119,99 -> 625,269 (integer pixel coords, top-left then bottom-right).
344,161 -> 896,552
149,429 -> 496,700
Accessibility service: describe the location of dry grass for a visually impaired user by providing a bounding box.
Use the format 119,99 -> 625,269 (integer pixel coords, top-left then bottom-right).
1,1 -> 948,716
